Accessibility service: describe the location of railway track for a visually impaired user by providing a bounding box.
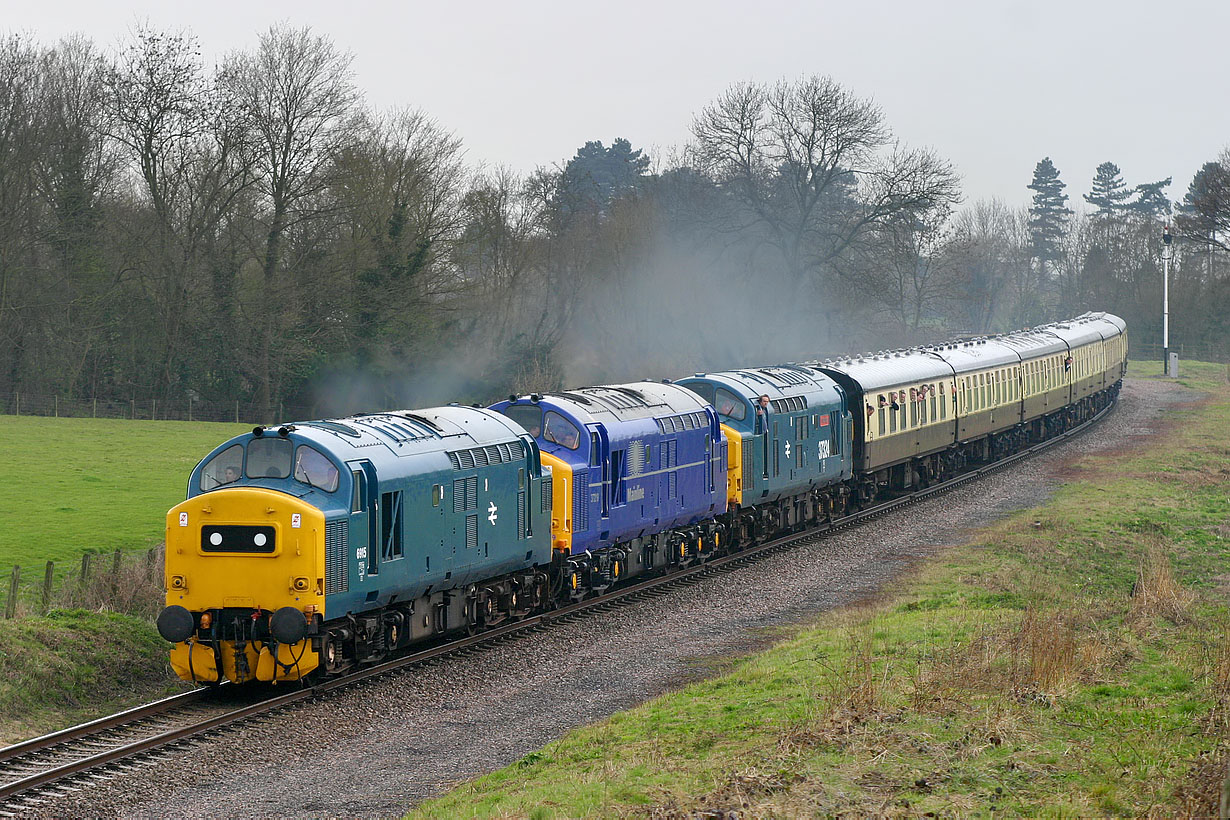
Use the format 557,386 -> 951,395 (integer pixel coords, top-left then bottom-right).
0,397 -> 1117,814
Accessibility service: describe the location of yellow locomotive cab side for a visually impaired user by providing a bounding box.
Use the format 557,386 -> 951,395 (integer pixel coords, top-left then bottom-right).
719,424 -> 743,508
164,487 -> 325,683
540,451 -> 573,555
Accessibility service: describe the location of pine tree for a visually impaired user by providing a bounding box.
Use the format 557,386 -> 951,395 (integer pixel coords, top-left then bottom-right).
1127,178 -> 1172,218
1027,157 -> 1071,266
1084,161 -> 1131,218
1176,161 -> 1230,250
556,138 -> 650,217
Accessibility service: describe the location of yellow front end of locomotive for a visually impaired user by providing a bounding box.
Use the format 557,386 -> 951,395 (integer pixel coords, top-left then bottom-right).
164,487 -> 326,684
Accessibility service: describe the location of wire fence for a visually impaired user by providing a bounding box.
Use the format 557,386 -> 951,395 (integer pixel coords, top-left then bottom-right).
2,547 -> 167,621
1131,341 -> 1230,364
0,393 -> 318,424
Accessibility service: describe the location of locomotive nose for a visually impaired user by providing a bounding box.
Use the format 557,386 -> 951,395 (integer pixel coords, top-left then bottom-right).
157,605 -> 195,642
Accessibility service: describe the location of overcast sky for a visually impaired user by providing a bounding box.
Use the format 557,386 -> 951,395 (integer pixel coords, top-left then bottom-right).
7,0 -> 1228,211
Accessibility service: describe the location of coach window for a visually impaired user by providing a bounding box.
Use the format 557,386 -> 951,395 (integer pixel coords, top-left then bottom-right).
247,437 -> 292,479
294,445 -> 339,492
929,386 -> 937,420
200,444 -> 244,491
877,398 -> 886,437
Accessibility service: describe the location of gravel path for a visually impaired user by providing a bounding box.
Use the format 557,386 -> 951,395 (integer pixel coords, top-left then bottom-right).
28,377 -> 1195,820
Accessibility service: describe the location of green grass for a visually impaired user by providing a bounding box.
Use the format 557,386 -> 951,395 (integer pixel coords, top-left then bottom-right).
0,417 -> 248,568
409,365 -> 1230,818
0,608 -> 189,745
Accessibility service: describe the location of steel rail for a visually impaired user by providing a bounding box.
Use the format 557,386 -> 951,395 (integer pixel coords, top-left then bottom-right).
0,395 -> 1117,807
0,688 -> 215,766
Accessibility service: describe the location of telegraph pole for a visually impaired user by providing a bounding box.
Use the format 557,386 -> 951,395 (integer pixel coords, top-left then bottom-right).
1162,225 -> 1172,375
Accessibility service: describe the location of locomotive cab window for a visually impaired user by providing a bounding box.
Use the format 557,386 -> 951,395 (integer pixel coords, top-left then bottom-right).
502,403 -> 544,438
246,437 -> 292,479
543,411 -> 580,450
200,444 -> 243,491
294,444 -> 338,492
351,470 -> 364,513
714,388 -> 746,422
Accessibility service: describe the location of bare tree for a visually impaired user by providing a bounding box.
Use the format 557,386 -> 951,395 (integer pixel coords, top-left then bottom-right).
945,199 -> 1030,332
690,76 -> 959,290
220,24 -> 359,415
330,107 -> 468,398
0,34 -> 45,395
31,36 -> 120,397
105,26 -> 255,399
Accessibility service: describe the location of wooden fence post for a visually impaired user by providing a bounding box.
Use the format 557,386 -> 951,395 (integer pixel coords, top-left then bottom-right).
111,549 -> 122,599
80,552 -> 91,596
6,566 -> 19,619
41,561 -> 53,613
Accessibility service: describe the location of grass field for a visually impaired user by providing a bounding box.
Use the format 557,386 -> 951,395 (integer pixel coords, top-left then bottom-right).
0,417 -> 248,569
409,361 -> 1230,817
0,609 -> 189,745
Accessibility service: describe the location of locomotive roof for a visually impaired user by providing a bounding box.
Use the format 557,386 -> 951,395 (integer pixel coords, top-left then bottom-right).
187,404 -> 533,506
519,381 -> 710,425
290,405 -> 527,456
679,365 -> 843,406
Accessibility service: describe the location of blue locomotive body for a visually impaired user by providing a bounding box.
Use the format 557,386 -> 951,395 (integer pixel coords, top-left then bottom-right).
491,382 -> 728,558
163,406 -> 553,682
677,366 -> 852,509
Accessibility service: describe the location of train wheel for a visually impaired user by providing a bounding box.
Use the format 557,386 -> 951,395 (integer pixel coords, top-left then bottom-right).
322,634 -> 344,675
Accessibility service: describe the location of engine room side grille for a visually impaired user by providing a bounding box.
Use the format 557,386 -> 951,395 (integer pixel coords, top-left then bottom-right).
573,468 -> 589,531
628,440 -> 644,476
325,520 -> 348,595
466,514 -> 478,549
517,490 -> 526,539
453,476 -> 477,513
541,473 -> 552,513
742,438 -> 754,475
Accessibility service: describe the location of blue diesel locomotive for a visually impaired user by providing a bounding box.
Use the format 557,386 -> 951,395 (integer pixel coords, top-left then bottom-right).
157,406 -> 551,683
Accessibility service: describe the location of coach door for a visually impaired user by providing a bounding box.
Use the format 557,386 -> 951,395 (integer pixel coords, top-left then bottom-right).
347,460 -> 379,585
